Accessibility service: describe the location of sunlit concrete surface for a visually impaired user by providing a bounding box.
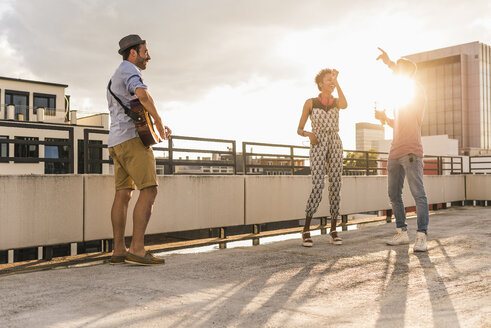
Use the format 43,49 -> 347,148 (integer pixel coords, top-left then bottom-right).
1,207 -> 490,328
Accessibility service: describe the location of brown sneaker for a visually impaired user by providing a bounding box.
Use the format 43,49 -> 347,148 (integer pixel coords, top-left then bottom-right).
109,255 -> 126,265
125,251 -> 165,266
146,251 -> 166,264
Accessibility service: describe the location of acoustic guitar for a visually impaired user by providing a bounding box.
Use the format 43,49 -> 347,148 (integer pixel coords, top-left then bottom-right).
129,99 -> 162,147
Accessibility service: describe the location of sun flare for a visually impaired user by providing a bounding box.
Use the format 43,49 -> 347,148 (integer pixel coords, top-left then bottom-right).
375,74 -> 416,111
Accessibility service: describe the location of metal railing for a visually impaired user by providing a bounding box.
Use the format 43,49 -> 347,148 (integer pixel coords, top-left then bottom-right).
158,135 -> 236,175
342,149 -> 388,176
469,156 -> 491,174
83,129 -> 110,174
0,121 -> 74,172
242,142 -> 310,175
242,144 -> 465,176
0,105 -> 64,120
82,133 -> 237,175
1,119 -> 489,175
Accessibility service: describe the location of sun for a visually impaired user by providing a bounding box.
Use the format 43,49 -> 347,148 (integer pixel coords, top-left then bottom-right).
374,73 -> 416,112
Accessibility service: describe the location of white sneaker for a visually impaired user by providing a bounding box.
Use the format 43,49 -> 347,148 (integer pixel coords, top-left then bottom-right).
386,228 -> 409,245
413,232 -> 428,252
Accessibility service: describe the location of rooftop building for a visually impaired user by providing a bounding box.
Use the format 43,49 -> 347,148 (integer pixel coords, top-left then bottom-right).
0,76 -> 110,174
356,122 -> 385,151
405,41 -> 491,155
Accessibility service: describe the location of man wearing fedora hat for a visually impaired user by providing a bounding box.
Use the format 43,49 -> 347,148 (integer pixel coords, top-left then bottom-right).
107,34 -> 171,265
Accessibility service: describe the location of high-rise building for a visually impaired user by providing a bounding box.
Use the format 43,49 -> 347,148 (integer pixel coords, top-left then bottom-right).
405,41 -> 491,155
355,122 -> 385,151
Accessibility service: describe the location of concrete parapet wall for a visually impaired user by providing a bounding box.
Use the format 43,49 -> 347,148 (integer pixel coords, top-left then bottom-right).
245,176 -> 392,225
148,175 -> 244,234
0,175 -> 83,250
242,175 -> 467,224
244,176 -> 329,225
465,174 -> 491,200
0,174 -> 486,250
424,175 -> 466,204
84,175 -> 244,241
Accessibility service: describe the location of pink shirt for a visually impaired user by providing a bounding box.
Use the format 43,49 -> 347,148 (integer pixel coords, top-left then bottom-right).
388,82 -> 426,160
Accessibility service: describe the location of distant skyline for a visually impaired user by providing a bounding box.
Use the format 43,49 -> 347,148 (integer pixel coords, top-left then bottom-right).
1,0 -> 490,148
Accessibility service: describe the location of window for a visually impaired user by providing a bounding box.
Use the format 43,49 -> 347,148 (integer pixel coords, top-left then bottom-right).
453,110 -> 462,123
421,124 -> 429,136
34,93 -> 56,116
444,87 -> 452,99
429,123 -> 437,135
78,140 -> 103,173
44,138 -> 69,174
0,136 -> 8,161
156,165 -> 165,175
453,98 -> 461,110
445,111 -> 453,122
14,137 -> 39,161
445,123 -> 454,135
438,108 -> 446,122
5,91 -> 29,120
437,124 -> 445,135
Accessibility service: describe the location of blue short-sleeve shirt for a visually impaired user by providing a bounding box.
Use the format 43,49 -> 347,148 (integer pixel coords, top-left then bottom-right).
107,60 -> 148,147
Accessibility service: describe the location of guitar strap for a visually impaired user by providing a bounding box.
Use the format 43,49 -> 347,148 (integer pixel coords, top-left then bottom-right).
107,80 -> 143,122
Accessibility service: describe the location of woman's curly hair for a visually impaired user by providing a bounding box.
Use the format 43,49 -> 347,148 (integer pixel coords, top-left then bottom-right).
315,68 -> 332,91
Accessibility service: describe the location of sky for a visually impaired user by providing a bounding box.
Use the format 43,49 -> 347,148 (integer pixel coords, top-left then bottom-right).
1,0 -> 490,149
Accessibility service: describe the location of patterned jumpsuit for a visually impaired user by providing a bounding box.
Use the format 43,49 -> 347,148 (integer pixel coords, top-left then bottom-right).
305,98 -> 343,220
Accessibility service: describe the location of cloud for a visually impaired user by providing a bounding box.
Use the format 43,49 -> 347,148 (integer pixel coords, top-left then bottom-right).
1,0 -> 490,148
0,0 -> 368,110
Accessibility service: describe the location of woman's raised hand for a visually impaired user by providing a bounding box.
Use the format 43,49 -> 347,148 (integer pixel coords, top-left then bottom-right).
332,69 -> 339,85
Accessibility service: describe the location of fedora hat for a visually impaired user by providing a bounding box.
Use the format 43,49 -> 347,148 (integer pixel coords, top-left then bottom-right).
118,34 -> 146,55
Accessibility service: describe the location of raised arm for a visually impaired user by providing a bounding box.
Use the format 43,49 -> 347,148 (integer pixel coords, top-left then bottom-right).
332,69 -> 347,109
376,47 -> 396,71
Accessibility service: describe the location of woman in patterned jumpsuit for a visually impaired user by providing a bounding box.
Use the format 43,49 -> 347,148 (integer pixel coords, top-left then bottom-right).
297,68 -> 348,247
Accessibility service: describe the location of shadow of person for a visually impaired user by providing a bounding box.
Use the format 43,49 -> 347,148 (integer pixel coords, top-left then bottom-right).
414,250 -> 461,328
375,245 -> 410,328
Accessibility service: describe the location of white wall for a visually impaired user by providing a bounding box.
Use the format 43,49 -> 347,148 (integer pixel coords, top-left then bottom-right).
466,175 -> 491,200
0,174 -> 487,250
84,175 -> 245,241
0,175 -> 83,250
244,176 -> 327,225
77,113 -> 109,129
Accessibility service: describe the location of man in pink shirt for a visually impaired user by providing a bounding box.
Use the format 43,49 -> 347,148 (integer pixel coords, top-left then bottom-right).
375,48 -> 429,252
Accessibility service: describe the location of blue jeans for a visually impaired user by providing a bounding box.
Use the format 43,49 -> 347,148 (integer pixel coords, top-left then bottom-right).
388,154 -> 429,234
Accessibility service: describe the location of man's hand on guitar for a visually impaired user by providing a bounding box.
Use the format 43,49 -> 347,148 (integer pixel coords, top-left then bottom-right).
156,121 -> 171,140
163,126 -> 172,139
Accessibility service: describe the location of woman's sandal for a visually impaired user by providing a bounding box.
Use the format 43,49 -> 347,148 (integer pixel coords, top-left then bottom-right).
302,231 -> 313,247
330,231 -> 343,245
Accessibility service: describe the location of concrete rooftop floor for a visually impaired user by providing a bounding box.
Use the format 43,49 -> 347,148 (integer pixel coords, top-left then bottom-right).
0,206 -> 490,328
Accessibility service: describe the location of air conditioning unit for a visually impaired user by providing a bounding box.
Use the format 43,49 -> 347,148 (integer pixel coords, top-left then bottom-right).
70,110 -> 77,125
37,107 -> 45,121
7,105 -> 15,120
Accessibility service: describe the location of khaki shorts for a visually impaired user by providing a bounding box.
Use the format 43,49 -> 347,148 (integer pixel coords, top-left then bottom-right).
108,137 -> 158,190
